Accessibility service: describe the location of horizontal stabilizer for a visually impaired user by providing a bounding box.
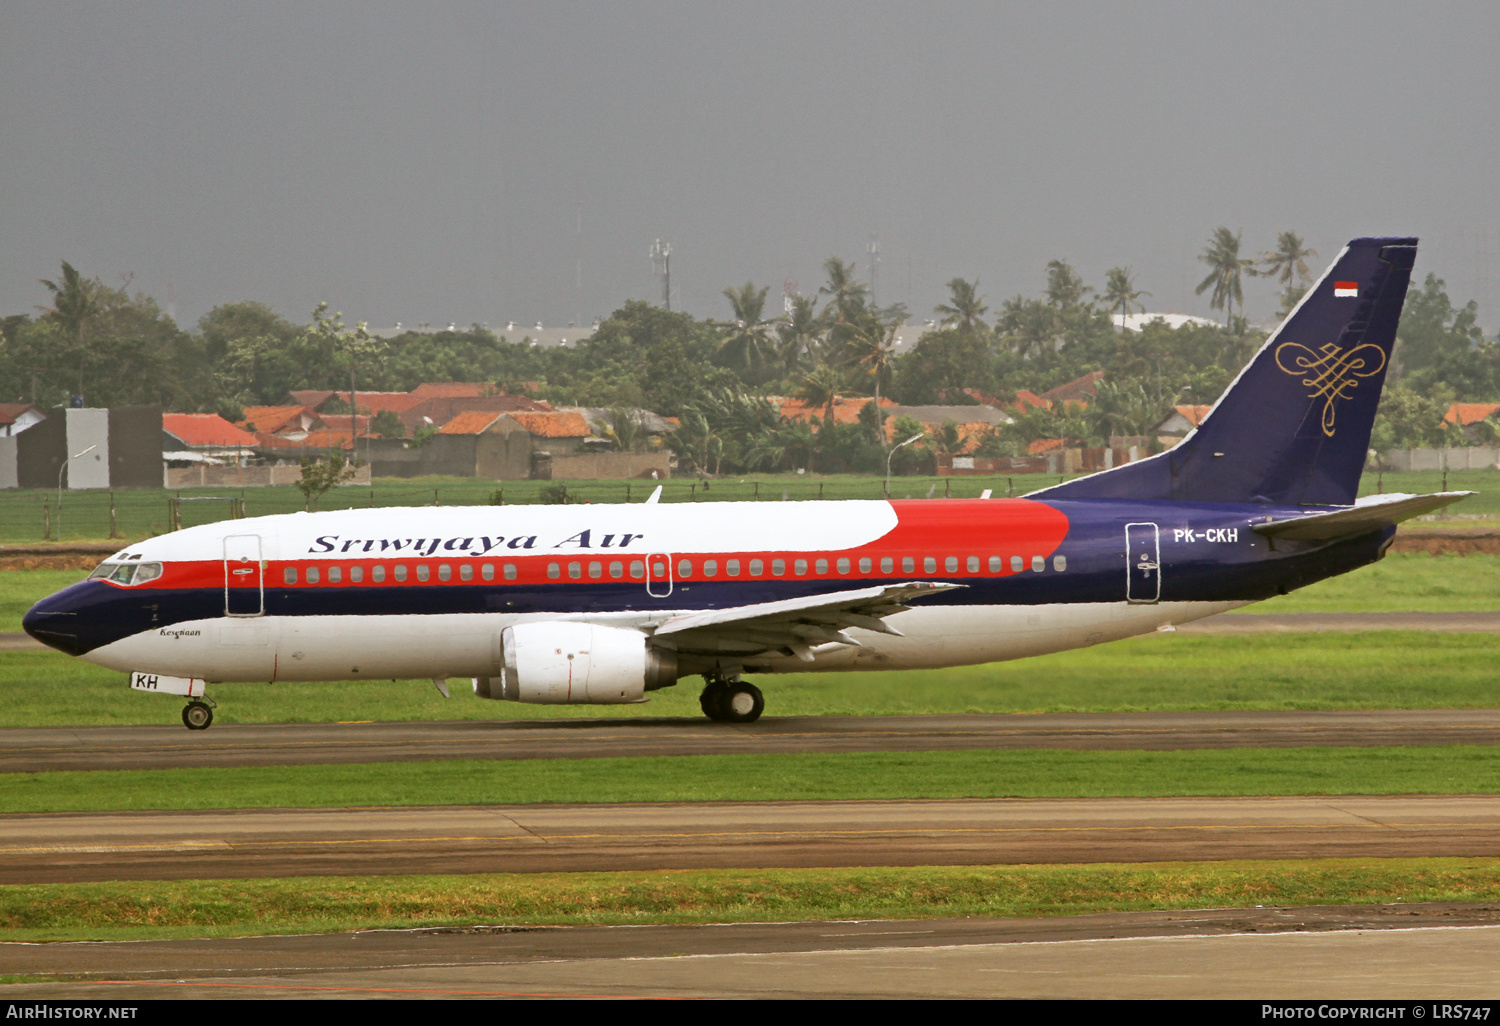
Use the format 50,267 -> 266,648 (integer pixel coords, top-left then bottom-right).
1253,491 -> 1473,541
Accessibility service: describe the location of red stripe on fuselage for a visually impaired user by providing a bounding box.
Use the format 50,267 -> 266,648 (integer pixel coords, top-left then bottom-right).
97,499 -> 1072,591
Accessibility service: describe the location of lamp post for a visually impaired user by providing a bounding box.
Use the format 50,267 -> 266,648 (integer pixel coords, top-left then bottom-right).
56,444 -> 97,541
885,433 -> 924,499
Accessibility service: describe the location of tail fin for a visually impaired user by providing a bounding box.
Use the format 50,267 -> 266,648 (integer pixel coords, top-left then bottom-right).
1034,237 -> 1418,507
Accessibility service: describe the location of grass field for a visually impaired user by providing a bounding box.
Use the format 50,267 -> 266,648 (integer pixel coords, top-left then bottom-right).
2,467 -> 1495,544
3,858 -> 1498,942
4,745 -> 1498,814
1,631 -> 1496,728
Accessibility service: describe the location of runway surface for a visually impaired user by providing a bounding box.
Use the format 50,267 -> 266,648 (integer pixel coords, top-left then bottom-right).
6,906 -> 1500,998
5,708 -> 1500,773
5,795 -> 1500,884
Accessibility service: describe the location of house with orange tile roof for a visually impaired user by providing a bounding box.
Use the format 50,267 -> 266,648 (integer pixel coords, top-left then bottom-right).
1444,402 -> 1500,441
776,395 -> 896,426
162,414 -> 259,460
1153,404 -> 1213,447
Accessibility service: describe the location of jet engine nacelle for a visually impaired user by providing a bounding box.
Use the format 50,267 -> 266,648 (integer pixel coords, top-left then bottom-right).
471,621 -> 678,704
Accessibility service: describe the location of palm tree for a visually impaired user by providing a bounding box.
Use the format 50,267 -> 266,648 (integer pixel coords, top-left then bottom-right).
934,278 -> 989,334
1254,231 -> 1318,315
793,363 -> 848,427
1045,260 -> 1092,309
1195,227 -> 1248,326
777,293 -> 822,374
38,261 -> 102,400
1102,267 -> 1151,329
817,257 -> 869,323
715,282 -> 777,381
846,313 -> 901,422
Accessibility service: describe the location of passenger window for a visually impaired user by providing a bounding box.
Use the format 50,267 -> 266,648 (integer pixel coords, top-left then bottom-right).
727,559 -> 741,577
771,559 -> 785,576
837,557 -> 850,574
351,566 -> 364,583
703,559 -> 717,577
989,556 -> 1001,573
438,565 -> 452,581
372,565 -> 386,583
503,564 -> 516,581
794,559 -> 808,575
415,565 -> 429,582
967,556 -> 979,573
880,556 -> 893,573
547,563 -> 560,580
815,558 -> 828,574
590,561 -> 603,579
1032,555 -> 1045,572
460,564 -> 473,581
924,557 -> 936,573
1054,555 -> 1067,572
749,559 -> 764,576
329,566 -> 342,584
859,557 -> 872,574
568,562 -> 582,579
630,560 -> 645,579
394,565 -> 408,582
678,559 -> 692,578
902,557 -> 915,573
307,567 -> 320,584
1011,556 -> 1023,573
651,559 -> 666,578
283,567 -> 297,585
610,560 -> 624,578
945,556 -> 958,573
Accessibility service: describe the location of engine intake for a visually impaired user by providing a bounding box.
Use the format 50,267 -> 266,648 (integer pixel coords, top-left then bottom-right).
472,622 -> 678,704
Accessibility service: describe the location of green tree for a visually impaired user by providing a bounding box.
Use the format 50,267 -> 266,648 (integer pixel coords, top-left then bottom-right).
1254,231 -> 1317,316
37,261 -> 102,401
934,278 -> 988,334
777,293 -> 823,375
1045,260 -> 1092,309
1195,227 -> 1249,326
1102,267 -> 1150,328
371,409 -> 405,438
715,282 -> 777,383
295,451 -> 359,511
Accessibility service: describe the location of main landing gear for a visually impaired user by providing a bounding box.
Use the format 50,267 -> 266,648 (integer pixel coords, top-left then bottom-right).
182,697 -> 216,731
699,674 -> 764,723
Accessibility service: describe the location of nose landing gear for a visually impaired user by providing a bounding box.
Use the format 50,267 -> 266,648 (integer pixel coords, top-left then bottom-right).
182,698 -> 216,730
699,674 -> 764,723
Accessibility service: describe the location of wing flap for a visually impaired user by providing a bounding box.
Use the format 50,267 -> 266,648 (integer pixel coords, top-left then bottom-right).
650,581 -> 961,657
1253,491 -> 1473,541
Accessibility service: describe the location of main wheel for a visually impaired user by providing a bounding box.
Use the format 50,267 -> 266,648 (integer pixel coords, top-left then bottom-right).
182,701 -> 213,731
719,681 -> 764,723
699,683 -> 729,721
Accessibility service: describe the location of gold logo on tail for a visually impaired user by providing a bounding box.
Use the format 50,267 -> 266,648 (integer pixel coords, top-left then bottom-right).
1274,341 -> 1387,437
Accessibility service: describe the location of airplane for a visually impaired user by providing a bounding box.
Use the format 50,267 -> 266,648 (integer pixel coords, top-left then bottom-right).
24,237 -> 1468,730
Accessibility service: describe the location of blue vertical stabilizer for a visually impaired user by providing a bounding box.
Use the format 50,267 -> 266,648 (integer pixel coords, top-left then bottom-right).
1033,237 -> 1418,507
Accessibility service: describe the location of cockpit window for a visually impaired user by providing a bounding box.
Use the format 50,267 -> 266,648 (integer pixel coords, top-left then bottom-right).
88,561 -> 163,586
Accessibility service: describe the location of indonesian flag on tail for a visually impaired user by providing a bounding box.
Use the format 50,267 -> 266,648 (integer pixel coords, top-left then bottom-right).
1334,281 -> 1359,297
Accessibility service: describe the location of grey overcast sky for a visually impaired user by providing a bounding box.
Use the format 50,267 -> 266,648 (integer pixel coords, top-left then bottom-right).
3,1 -> 1499,331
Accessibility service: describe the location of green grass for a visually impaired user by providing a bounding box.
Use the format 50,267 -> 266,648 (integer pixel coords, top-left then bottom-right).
2,858 -> 1497,942
1,631 -> 1496,728
2,467 -> 1493,544
1251,551 -> 1500,613
4,745 -> 1499,814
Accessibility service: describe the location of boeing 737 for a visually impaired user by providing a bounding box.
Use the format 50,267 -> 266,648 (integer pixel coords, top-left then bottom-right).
24,237 -> 1466,729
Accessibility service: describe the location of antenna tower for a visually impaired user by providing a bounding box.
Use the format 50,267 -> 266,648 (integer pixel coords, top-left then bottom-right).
651,239 -> 672,311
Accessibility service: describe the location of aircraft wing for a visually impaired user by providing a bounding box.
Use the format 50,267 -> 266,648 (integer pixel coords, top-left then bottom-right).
648,581 -> 962,662
1252,491 -> 1473,541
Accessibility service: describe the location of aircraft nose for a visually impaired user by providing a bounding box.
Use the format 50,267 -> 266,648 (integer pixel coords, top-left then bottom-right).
23,588 -> 89,656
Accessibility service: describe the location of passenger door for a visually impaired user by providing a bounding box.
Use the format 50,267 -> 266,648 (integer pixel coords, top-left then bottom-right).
1125,523 -> 1161,604
224,534 -> 264,617
645,552 -> 674,599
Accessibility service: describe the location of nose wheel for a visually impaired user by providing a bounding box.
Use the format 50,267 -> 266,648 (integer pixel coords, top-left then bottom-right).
182,699 -> 215,731
699,677 -> 764,723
